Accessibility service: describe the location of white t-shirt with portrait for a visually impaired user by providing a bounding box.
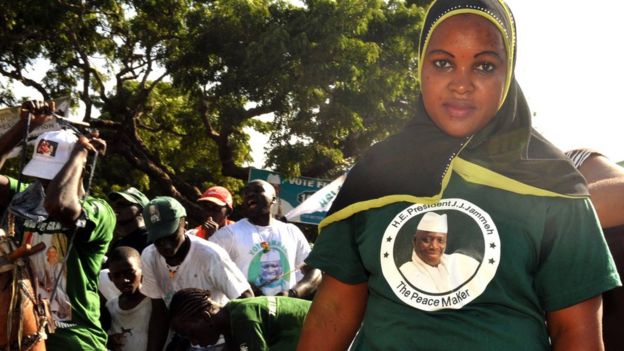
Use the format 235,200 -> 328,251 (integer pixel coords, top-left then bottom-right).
140,234 -> 250,306
210,218 -> 311,296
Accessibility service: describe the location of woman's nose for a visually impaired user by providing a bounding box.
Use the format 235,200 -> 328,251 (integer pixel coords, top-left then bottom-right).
449,68 -> 474,94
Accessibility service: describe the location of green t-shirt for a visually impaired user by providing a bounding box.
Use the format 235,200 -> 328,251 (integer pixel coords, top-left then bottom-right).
226,296 -> 311,351
307,172 -> 620,351
8,177 -> 115,351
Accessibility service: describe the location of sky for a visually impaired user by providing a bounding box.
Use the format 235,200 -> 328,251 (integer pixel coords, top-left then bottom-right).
250,1 -> 624,166
506,0 -> 624,162
5,1 -> 624,167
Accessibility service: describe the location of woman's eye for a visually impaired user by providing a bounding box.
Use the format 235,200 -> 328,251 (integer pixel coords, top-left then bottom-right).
475,62 -> 496,73
433,60 -> 452,69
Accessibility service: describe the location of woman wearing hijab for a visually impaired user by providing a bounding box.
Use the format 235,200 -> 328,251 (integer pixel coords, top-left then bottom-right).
297,0 -> 620,350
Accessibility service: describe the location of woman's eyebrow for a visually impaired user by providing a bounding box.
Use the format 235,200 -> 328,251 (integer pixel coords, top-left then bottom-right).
427,49 -> 454,57
475,50 -> 505,60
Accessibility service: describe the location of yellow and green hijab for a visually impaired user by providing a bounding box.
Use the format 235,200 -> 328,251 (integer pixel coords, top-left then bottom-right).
322,0 -> 587,229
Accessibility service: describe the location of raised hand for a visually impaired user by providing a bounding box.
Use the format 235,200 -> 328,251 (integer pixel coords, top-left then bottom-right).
20,100 -> 55,130
201,216 -> 220,238
76,130 -> 107,156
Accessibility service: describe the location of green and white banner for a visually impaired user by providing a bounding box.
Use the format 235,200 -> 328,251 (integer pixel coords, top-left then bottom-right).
248,168 -> 344,225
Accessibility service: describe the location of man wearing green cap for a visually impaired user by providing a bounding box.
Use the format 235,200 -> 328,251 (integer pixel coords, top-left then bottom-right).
107,187 -> 150,254
139,196 -> 253,351
99,187 -> 150,306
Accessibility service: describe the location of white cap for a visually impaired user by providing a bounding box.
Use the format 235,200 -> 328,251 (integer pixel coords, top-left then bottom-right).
417,212 -> 448,233
266,174 -> 281,185
22,129 -> 78,180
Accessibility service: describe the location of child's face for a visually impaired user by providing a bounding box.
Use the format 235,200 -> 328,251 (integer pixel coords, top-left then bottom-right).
421,14 -> 508,138
108,257 -> 142,295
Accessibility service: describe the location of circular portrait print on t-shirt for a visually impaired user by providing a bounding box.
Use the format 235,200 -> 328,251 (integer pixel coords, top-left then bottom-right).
380,199 -> 500,311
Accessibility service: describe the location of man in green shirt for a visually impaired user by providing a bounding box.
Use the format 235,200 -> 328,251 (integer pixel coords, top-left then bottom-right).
0,101 -> 114,350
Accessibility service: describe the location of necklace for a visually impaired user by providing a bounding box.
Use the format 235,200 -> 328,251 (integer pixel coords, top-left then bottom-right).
251,222 -> 273,253
165,263 -> 179,279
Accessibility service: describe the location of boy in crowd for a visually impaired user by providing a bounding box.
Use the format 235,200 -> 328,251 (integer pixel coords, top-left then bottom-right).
106,246 -> 151,351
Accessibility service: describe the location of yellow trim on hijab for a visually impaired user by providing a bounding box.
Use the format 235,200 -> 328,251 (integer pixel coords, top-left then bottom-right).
318,153 -> 585,230
452,157 -> 586,199
318,154 -> 458,230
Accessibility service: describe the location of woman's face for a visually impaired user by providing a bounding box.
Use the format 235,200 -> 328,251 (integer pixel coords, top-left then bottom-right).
421,14 -> 508,138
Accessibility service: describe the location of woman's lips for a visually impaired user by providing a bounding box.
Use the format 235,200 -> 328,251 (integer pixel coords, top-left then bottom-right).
444,101 -> 476,118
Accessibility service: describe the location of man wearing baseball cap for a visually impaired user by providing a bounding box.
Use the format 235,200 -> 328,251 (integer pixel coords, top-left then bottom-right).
139,196 -> 253,351
0,100 -> 114,351
107,187 -> 150,254
189,185 -> 235,240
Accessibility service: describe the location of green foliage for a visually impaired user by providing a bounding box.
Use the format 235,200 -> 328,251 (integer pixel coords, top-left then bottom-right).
1,0 -> 434,223
167,0 -> 428,178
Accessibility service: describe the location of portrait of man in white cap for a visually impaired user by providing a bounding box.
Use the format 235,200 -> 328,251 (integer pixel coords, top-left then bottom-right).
399,212 -> 479,293
253,248 -> 288,294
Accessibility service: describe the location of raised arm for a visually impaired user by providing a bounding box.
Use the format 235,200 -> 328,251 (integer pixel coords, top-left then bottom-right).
547,295 -> 603,351
297,274 -> 367,351
45,133 -> 106,226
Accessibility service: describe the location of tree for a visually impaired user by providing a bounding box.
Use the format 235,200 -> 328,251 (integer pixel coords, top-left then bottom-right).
0,0 -> 431,224
168,0 -> 427,178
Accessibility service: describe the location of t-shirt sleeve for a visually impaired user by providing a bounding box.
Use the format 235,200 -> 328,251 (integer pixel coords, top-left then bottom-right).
79,197 -> 115,246
140,248 -> 164,299
209,245 -> 251,298
290,224 -> 311,267
209,226 -> 235,260
6,176 -> 29,195
564,148 -> 602,169
305,217 -> 368,284
535,197 -> 621,311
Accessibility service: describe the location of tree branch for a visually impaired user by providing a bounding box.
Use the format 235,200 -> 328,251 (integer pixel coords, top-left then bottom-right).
0,66 -> 50,100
